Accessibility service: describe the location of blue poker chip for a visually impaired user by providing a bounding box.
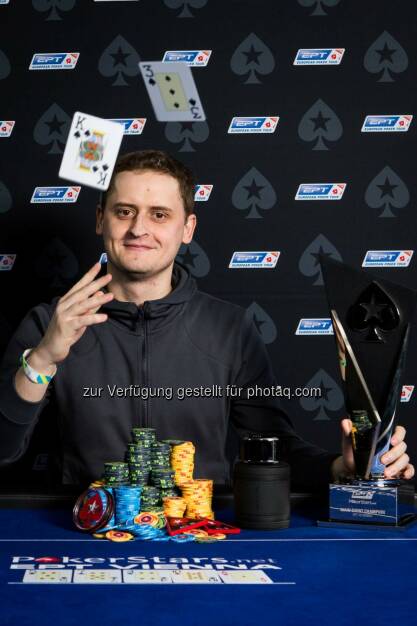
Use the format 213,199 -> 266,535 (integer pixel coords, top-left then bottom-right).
170,534 -> 196,543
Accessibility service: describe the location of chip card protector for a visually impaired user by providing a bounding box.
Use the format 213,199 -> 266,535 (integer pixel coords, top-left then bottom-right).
23,570 -> 73,584
73,569 -> 122,584
139,61 -> 206,122
59,112 -> 124,191
218,571 -> 273,584
123,570 -> 173,584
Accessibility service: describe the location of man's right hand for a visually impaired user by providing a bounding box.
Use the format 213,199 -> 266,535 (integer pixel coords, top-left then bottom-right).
32,262 -> 114,369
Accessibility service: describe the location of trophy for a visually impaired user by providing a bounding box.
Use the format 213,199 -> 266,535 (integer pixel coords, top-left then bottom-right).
319,257 -> 416,528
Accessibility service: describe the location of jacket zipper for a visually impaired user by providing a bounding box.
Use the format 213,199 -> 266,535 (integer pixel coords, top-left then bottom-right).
142,303 -> 149,427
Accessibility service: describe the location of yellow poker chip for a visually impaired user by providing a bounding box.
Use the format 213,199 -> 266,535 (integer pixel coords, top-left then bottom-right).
105,531 -> 134,542
92,533 -> 106,539
210,533 -> 226,540
195,536 -> 219,543
134,512 -> 160,527
184,529 -> 208,537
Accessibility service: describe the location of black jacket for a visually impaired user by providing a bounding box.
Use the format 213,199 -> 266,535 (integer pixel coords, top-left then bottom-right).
0,262 -> 339,488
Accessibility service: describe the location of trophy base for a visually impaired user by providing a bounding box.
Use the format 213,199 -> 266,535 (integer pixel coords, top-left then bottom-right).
323,477 -> 416,527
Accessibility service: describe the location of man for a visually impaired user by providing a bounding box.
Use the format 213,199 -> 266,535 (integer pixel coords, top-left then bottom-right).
0,150 -> 413,488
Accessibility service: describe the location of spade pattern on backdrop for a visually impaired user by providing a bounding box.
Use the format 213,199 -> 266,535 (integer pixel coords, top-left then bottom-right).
98,35 -> 140,87
247,302 -> 277,344
163,0 -> 208,18
365,166 -> 409,218
35,238 -> 78,291
33,103 -> 71,154
364,31 -> 408,83
300,369 -> 344,421
299,234 -> 343,286
0,50 -> 11,80
230,33 -> 275,84
165,121 -> 209,152
0,181 -> 12,214
232,167 -> 277,219
32,0 -> 76,21
298,99 -> 343,150
176,240 -> 210,277
297,0 -> 341,16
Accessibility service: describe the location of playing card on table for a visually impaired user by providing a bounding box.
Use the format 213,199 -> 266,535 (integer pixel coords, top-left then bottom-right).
23,569 -> 73,584
123,570 -> 173,584
139,61 -> 206,122
73,569 -> 122,584
218,571 -> 273,584
59,112 -> 124,190
171,570 -> 222,584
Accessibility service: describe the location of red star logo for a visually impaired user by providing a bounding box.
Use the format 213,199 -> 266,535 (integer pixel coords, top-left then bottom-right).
66,58 -> 71,64
1,126 -> 5,132
133,123 -> 138,129
400,256 -> 405,261
68,192 -> 73,197
35,557 -> 61,563
399,120 -> 404,126
198,55 -> 203,61
331,54 -> 336,59
266,122 -> 271,127
266,256 -> 271,262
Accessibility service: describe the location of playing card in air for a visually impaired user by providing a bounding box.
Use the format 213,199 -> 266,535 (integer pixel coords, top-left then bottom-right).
59,112 -> 124,190
139,61 -> 206,122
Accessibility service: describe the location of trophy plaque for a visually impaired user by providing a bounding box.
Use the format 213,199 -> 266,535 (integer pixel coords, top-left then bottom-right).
319,257 -> 416,528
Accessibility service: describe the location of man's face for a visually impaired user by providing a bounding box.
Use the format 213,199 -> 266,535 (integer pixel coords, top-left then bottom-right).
96,170 -> 196,278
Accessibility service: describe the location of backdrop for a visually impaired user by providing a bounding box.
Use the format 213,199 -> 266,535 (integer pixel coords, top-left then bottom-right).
1,0 -> 416,486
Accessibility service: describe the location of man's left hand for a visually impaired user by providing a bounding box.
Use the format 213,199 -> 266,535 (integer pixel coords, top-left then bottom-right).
332,420 -> 415,481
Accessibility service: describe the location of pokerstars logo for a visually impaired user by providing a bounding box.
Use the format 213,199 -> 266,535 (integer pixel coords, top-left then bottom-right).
10,556 -> 287,585
401,385 -> 414,403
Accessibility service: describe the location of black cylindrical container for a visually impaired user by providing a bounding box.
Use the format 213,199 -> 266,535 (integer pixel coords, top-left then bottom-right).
233,435 -> 290,530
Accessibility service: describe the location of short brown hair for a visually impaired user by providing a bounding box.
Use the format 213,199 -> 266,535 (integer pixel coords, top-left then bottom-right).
100,149 -> 195,217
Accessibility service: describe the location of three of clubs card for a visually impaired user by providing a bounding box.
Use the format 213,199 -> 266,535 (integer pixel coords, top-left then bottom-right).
139,61 -> 206,122
59,112 -> 124,191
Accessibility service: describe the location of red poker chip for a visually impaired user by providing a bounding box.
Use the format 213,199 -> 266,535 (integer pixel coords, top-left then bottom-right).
73,487 -> 114,533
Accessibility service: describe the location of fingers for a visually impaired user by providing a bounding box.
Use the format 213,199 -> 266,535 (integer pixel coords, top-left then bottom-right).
391,425 -> 406,446
403,464 -> 415,480
60,273 -> 113,312
71,290 -> 113,317
384,451 -> 410,478
341,418 -> 352,438
72,313 -> 109,331
61,262 -> 102,300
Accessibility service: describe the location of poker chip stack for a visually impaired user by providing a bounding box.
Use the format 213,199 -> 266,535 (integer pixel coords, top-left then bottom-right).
181,479 -> 214,520
125,443 -> 152,486
150,441 -> 178,500
169,441 -> 195,486
162,496 -> 187,518
103,462 -> 129,486
140,485 -> 161,510
114,486 -> 142,525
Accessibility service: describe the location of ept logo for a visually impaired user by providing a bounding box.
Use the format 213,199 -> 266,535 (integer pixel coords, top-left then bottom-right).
194,185 -> 213,201
295,319 -> 334,335
401,385 -> 414,403
229,251 -> 280,269
295,183 -> 346,200
31,187 -> 81,204
362,250 -> 413,267
109,118 -> 146,135
361,115 -> 412,132
228,117 -> 279,134
99,253 -> 108,264
0,254 -> 16,271
294,48 -> 345,65
0,121 -> 15,137
163,51 -> 211,67
29,53 -> 80,71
